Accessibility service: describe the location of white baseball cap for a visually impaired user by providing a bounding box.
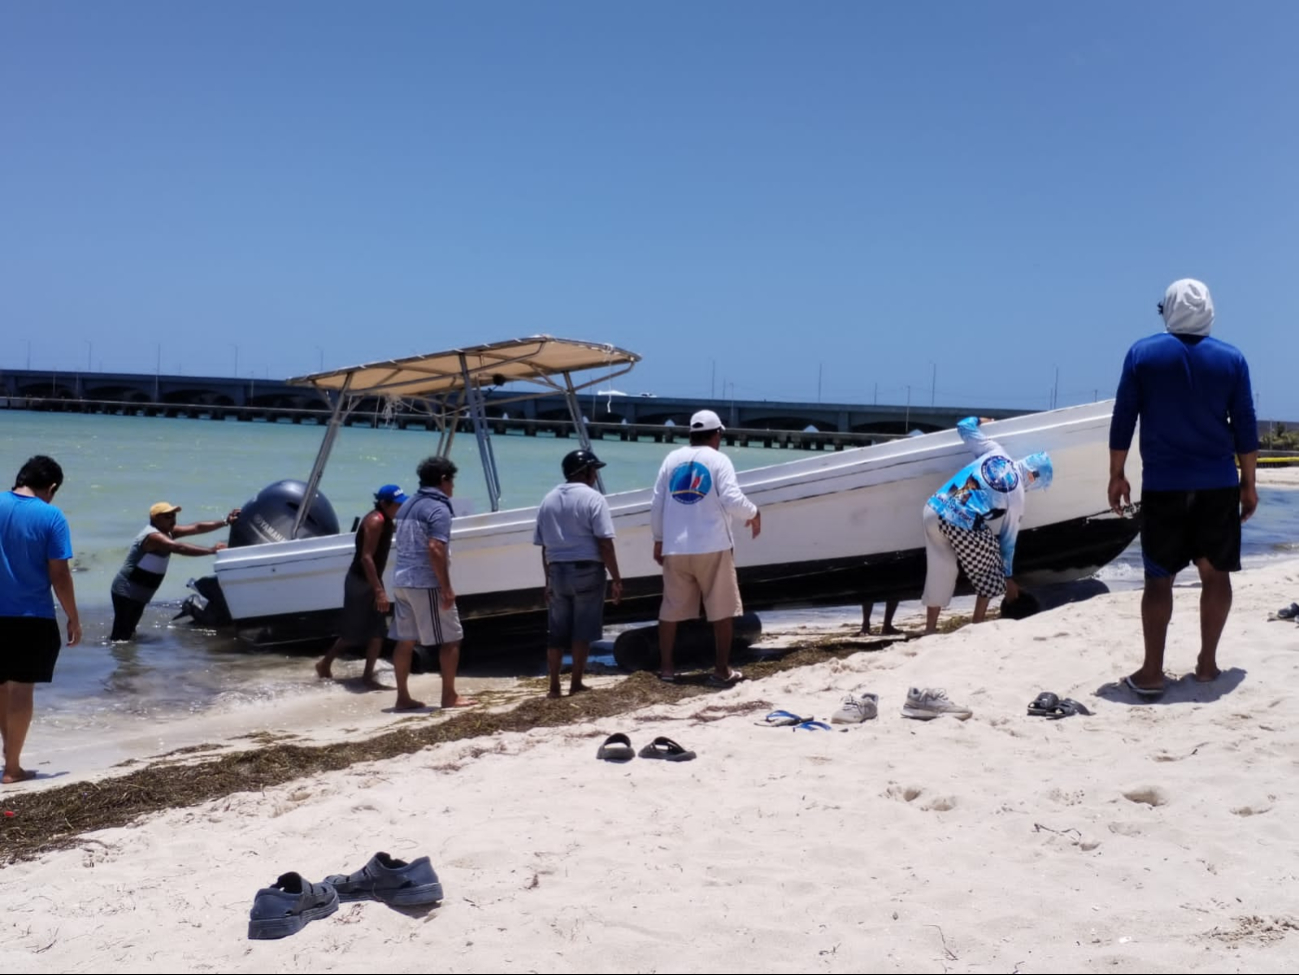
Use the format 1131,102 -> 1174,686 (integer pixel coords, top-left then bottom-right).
690,409 -> 725,432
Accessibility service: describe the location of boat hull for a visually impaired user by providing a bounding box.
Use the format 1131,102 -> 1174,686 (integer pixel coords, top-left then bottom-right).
212,401 -> 1141,648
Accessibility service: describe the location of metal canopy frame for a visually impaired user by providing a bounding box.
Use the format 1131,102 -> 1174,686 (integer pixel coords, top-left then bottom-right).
287,336 -> 639,534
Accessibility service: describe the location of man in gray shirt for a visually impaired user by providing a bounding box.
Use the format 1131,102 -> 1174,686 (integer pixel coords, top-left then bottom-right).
534,450 -> 622,699
389,455 -> 476,710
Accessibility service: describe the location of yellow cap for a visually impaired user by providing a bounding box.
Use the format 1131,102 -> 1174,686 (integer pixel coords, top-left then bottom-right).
149,502 -> 182,518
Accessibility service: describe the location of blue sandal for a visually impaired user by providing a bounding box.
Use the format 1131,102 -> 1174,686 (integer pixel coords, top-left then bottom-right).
325,852 -> 444,907
793,720 -> 833,731
247,872 -> 339,939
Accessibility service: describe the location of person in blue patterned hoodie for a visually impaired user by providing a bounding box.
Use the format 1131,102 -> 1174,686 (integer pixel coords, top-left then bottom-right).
921,417 -> 1053,634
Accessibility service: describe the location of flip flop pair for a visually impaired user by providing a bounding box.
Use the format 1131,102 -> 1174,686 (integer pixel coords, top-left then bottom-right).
1026,691 -> 1093,719
596,733 -> 696,762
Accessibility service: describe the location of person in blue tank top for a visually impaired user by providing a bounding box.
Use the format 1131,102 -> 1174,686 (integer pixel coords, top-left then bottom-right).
1108,278 -> 1259,697
0,456 -> 80,784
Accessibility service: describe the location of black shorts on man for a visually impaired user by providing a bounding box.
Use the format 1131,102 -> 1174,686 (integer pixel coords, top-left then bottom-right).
1140,487 -> 1242,578
0,616 -> 62,684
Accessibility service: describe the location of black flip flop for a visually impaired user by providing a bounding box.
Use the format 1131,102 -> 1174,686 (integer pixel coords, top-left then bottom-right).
1048,698 -> 1092,719
1124,675 -> 1164,699
638,736 -> 696,762
1277,602 -> 1299,620
596,733 -> 635,762
1027,692 -> 1060,717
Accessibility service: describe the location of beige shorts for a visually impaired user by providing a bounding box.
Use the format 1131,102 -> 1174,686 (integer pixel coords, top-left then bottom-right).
659,550 -> 744,622
921,505 -> 960,608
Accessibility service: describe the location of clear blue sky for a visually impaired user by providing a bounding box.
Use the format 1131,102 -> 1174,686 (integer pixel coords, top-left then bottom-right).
3,3 -> 1296,415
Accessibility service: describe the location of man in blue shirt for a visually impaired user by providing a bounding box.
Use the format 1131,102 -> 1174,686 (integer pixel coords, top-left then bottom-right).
534,449 -> 622,699
0,455 -> 81,784
1108,278 -> 1259,697
388,456 -> 476,711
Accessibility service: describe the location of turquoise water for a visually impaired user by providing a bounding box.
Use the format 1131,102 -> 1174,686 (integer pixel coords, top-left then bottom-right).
0,411 -> 790,719
1,410 -> 1295,727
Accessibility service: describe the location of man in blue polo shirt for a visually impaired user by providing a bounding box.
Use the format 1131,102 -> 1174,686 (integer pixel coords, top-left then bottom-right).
1108,278 -> 1258,697
0,455 -> 81,784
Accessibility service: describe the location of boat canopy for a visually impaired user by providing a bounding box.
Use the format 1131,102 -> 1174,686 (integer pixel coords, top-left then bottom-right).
285,336 -> 640,530
287,336 -> 639,400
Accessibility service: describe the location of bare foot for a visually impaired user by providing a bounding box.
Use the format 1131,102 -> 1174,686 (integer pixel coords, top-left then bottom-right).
442,695 -> 478,708
394,697 -> 426,711
546,688 -> 562,700
881,625 -> 903,636
1195,658 -> 1222,683
858,627 -> 872,636
361,676 -> 385,691
315,659 -> 333,680
2,768 -> 36,784
569,682 -> 591,694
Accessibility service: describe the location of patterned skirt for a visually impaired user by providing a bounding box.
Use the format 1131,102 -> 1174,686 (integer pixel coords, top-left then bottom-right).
936,518 -> 1007,599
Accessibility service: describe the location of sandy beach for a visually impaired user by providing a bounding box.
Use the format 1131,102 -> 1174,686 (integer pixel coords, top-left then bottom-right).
4,550 -> 1299,973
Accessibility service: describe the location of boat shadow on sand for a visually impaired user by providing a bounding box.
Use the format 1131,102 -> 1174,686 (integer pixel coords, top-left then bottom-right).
1095,667 -> 1247,706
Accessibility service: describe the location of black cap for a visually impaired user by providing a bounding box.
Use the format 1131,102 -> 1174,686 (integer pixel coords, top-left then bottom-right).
562,449 -> 607,479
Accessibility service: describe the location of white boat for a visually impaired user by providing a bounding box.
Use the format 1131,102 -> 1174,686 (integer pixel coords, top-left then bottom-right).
189,337 -> 1141,647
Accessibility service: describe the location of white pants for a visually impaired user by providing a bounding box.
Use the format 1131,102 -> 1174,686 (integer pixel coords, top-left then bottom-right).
921,506 -> 960,608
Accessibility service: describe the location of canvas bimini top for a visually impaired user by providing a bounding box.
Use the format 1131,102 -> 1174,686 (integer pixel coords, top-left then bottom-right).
288,335 -> 639,400
285,336 -> 641,531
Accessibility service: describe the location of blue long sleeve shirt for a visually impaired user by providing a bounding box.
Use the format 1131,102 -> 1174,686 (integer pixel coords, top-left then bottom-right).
1109,333 -> 1258,492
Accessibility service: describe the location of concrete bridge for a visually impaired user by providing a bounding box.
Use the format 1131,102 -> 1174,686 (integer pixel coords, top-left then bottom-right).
0,368 -> 1026,435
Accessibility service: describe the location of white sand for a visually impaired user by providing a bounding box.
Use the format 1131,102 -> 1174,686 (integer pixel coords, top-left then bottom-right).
1259,465 -> 1299,488
4,561 -> 1299,973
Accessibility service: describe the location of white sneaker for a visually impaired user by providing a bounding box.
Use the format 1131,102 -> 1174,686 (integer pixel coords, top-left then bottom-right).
831,692 -> 879,723
902,687 -> 972,721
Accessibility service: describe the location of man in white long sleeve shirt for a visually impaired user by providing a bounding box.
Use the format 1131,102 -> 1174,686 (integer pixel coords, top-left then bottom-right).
650,410 -> 761,685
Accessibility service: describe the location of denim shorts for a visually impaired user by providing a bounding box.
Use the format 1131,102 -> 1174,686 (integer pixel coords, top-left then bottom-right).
546,561 -> 608,647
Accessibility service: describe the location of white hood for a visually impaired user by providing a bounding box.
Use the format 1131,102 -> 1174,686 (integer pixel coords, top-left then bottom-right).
1162,278 -> 1214,336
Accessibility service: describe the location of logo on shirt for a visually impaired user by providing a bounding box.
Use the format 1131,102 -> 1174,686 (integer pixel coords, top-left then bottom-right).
669,461 -> 712,505
980,455 -> 1020,493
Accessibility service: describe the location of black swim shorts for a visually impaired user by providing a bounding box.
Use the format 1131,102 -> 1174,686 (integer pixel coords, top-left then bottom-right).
338,571 -> 388,646
0,616 -> 63,684
1140,487 -> 1242,578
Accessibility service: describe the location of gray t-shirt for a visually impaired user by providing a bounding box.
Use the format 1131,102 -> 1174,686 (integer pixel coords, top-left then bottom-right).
533,482 -> 615,564
392,487 -> 454,589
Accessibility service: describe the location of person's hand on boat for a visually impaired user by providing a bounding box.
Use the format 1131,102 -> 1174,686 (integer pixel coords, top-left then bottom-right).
211,542 -> 228,554
224,508 -> 241,526
746,510 -> 762,539
610,579 -> 623,605
653,541 -> 664,566
440,588 -> 456,611
374,589 -> 391,614
1107,473 -> 1131,515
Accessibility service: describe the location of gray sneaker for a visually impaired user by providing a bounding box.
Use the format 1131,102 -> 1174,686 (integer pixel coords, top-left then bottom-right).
831,691 -> 879,723
902,687 -> 972,721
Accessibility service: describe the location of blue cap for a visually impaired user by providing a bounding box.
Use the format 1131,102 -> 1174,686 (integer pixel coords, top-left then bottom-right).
375,483 -> 408,504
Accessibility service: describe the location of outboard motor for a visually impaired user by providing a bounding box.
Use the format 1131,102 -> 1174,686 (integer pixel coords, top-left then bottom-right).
228,479 -> 340,548
177,480 -> 340,629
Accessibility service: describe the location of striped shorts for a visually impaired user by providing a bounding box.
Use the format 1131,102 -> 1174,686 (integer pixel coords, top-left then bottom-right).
390,587 -> 464,646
